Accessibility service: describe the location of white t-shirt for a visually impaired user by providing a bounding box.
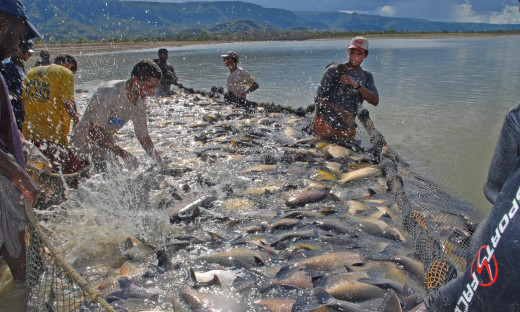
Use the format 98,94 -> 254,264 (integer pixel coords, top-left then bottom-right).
71,80 -> 149,154
226,67 -> 256,99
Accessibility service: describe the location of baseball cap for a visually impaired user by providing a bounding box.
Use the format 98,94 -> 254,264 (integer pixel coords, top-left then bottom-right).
0,0 -> 41,40
348,36 -> 369,53
221,51 -> 239,62
19,39 -> 34,53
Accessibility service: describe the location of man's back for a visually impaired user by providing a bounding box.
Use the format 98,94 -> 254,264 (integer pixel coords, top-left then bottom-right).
22,65 -> 75,145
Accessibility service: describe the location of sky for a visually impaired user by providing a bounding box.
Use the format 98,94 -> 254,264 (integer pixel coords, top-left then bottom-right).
134,0 -> 520,24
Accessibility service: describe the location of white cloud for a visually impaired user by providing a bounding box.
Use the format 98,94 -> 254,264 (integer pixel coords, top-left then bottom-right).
489,5 -> 520,24
138,0 -> 520,24
377,5 -> 396,16
452,3 -> 485,23
354,1 -> 520,24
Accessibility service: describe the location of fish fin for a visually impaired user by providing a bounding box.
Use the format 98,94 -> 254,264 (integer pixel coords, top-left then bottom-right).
275,264 -> 295,279
381,290 -> 402,312
208,274 -> 222,287
402,284 -> 422,309
156,250 -> 173,271
326,193 -> 341,201
254,255 -> 265,266
117,276 -> 132,289
312,274 -> 327,288
312,287 -> 334,304
402,283 -> 416,297
189,268 -> 197,282
365,243 -> 402,261
191,205 -> 200,219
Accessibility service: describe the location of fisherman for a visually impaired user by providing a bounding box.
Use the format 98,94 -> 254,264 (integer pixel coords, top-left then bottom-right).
70,59 -> 164,170
153,48 -> 178,97
221,51 -> 259,106
33,49 -> 50,67
22,54 -> 89,175
0,0 -> 41,282
1,39 -> 34,130
313,36 -> 379,144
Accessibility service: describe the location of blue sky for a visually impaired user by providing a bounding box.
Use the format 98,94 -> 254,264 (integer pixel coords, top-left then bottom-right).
130,0 -> 520,24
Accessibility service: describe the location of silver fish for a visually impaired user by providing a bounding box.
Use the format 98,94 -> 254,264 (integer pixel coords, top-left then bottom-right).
169,195 -> 217,223
286,187 -> 331,207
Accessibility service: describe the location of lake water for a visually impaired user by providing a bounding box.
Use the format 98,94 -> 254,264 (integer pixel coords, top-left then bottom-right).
52,35 -> 520,215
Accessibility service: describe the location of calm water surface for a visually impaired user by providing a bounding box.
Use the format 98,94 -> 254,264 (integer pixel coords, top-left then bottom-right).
38,36 -> 520,214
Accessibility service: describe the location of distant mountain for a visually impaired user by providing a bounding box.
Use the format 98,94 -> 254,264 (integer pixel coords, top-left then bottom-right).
23,0 -> 520,41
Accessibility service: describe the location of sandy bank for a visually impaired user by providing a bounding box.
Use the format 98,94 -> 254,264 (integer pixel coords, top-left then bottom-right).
34,40 -> 217,57
34,32 -> 519,56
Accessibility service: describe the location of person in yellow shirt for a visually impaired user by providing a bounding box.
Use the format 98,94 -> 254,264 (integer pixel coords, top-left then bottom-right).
22,54 -> 88,174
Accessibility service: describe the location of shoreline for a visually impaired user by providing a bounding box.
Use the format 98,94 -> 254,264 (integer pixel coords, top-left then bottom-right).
35,32 -> 520,56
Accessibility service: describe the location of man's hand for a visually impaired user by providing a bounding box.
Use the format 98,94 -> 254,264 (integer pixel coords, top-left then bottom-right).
122,152 -> 139,169
0,150 -> 40,206
12,173 -> 40,206
339,74 -> 358,88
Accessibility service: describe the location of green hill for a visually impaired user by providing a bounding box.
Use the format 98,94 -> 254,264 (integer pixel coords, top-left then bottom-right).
22,0 -> 520,41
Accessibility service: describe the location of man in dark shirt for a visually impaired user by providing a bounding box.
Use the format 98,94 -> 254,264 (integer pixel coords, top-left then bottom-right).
153,48 -> 177,97
1,39 -> 33,130
34,49 -> 50,67
314,36 -> 379,144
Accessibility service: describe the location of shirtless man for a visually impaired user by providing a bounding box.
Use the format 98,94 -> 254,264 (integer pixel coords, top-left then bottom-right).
71,59 -> 163,169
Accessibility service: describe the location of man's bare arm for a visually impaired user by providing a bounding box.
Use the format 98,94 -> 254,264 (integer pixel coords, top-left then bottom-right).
0,150 -> 39,205
64,100 -> 79,127
137,135 -> 162,165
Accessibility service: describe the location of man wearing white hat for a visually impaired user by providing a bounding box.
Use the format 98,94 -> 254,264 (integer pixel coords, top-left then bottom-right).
313,36 -> 379,144
221,51 -> 259,103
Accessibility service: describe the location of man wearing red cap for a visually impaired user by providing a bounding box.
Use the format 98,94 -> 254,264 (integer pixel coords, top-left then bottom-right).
313,36 -> 379,144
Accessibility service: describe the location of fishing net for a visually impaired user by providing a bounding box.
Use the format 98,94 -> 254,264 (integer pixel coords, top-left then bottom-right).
19,99 -> 479,311
357,109 -> 479,291
25,201 -> 116,312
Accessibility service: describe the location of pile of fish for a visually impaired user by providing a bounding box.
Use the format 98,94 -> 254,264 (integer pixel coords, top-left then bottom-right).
34,92 -> 428,312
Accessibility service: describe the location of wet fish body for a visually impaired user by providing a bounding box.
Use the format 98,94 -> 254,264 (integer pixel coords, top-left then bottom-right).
340,166 -> 382,184
169,195 -> 217,223
286,187 -> 331,207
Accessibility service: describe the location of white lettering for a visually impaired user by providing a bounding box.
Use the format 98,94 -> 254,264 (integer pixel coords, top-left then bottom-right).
510,199 -> 519,219
499,213 -> 509,234
491,228 -> 501,248
456,296 -> 469,312
470,271 -> 479,291
453,184 -> 520,311
462,283 -> 474,303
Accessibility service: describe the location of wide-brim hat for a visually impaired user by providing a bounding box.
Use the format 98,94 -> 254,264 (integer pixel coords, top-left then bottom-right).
0,0 -> 41,40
